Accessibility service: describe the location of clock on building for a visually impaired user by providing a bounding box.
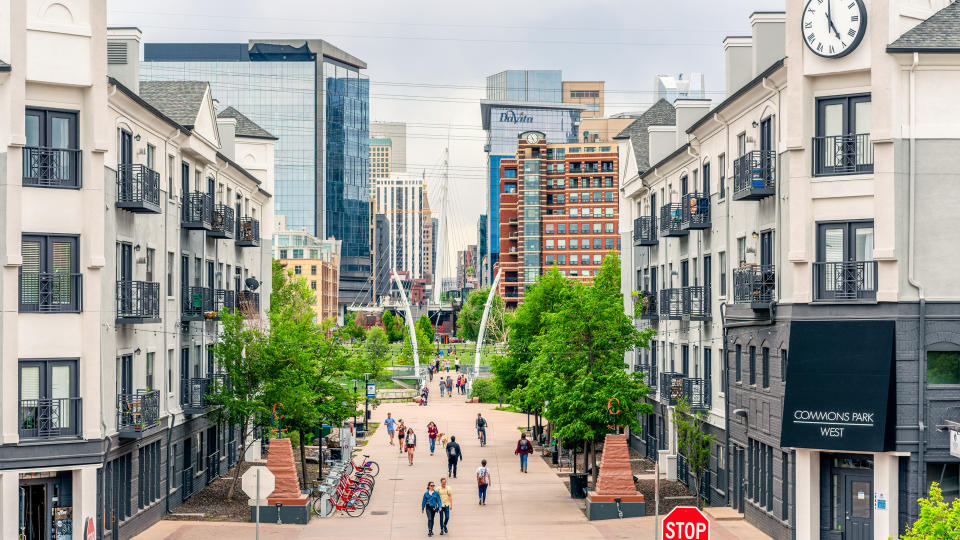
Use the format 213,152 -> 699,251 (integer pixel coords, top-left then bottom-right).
524,132 -> 541,144
801,0 -> 867,58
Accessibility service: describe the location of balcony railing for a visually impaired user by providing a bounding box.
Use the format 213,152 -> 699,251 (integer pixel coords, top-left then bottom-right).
733,150 -> 776,201
678,453 -> 689,486
637,362 -> 657,389
638,291 -> 659,320
682,377 -> 711,411
659,204 -> 688,237
19,271 -> 82,313
116,163 -> 161,213
117,390 -> 161,438
182,466 -> 195,499
812,133 -> 873,176
18,397 -> 81,439
633,216 -> 658,246
660,372 -> 684,405
238,290 -> 261,312
681,193 -> 710,230
733,265 -> 776,308
236,217 -> 260,247
645,434 -> 659,461
116,280 -> 160,323
182,286 -> 213,321
206,450 -> 221,484
209,204 -> 235,239
813,260 -> 877,302
214,289 -> 236,317
660,287 -> 711,321
181,192 -> 213,230
23,146 -> 81,188
181,377 -> 211,414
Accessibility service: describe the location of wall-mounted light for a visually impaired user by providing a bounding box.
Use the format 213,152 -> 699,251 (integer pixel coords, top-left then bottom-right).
134,347 -> 142,355
751,121 -> 759,128
751,231 -> 759,239
134,244 -> 141,252
134,134 -> 141,141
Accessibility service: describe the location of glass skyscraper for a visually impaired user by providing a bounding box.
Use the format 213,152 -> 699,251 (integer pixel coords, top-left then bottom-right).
143,40 -> 371,304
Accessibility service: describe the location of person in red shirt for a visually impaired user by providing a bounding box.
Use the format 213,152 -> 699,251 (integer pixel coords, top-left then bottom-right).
515,433 -> 533,473
427,421 -> 439,455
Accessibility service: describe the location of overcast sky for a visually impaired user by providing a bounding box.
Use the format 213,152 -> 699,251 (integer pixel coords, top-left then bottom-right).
107,0 -> 784,280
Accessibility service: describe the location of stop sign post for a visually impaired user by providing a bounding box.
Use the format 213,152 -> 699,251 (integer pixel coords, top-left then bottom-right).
662,506 -> 710,540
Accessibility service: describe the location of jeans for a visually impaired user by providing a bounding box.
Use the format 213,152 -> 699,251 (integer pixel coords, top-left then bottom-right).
440,386 -> 445,396
520,453 -> 529,469
448,458 -> 458,477
430,438 -> 436,453
425,505 -> 437,533
439,506 -> 450,531
477,428 -> 486,444
478,484 -> 488,503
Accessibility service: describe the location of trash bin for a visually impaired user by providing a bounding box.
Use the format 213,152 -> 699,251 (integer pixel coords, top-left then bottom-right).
569,473 -> 588,499
329,447 -> 342,461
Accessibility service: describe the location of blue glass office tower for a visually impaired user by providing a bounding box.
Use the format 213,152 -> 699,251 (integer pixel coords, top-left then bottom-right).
143,40 -> 371,304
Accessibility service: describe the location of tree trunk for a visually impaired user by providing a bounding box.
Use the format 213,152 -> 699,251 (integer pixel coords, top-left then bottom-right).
298,430 -> 309,489
227,422 -> 250,501
590,439 -> 599,487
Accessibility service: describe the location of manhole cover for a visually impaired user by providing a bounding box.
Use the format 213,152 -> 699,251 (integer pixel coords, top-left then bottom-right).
371,511 -> 388,515
388,478 -> 403,480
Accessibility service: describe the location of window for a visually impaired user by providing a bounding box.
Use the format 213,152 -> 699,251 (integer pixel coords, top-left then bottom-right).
167,155 -> 175,199
782,452 -> 790,520
927,462 -> 960,503
604,208 -> 614,217
18,359 -> 79,438
749,346 -> 757,385
814,94 -> 872,176
311,265 -> 317,275
815,221 -> 875,301
604,223 -> 614,233
145,248 -> 155,283
738,133 -> 747,157
681,345 -> 690,375
593,223 -> 601,233
20,234 -> 81,312
569,256 -> 578,266
592,254 -> 601,264
604,177 -> 613,188
546,240 -> 555,250
279,249 -> 288,259
928,352 -> 960,384
716,442 -> 726,494
718,154 -> 726,198
719,252 -> 727,296
735,345 -> 742,383
166,252 -> 175,297
704,348 -> 712,383
762,347 -> 770,388
605,239 -> 614,250
558,239 -> 567,249
294,265 -> 302,275
570,208 -> 579,217
24,108 -> 80,188
558,223 -> 566,234
311,281 -> 317,290
781,349 -> 788,383
167,350 -> 174,393
545,255 -> 554,265
702,162 -> 710,194
703,255 -> 712,292
593,239 -> 601,249
558,254 -> 566,264
545,224 -> 554,234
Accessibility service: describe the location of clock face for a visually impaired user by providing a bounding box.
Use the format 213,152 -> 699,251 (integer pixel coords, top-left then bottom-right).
801,0 -> 867,58
525,133 -> 541,144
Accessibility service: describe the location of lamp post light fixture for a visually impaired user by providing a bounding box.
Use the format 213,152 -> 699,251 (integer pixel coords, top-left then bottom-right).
363,372 -> 371,433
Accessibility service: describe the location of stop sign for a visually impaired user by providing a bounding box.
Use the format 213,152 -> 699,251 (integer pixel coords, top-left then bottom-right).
662,506 -> 710,540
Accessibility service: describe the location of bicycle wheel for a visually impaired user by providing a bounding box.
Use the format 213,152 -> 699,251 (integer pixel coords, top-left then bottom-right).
366,461 -> 380,477
345,497 -> 366,517
314,496 -> 333,518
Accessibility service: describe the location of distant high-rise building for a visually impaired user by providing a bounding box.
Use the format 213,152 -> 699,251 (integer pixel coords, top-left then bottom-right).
369,137 -> 393,189
422,194 -> 435,285
486,70 -> 562,102
274,219 -> 341,323
371,121 -> 407,173
562,81 -> 605,118
457,245 -> 479,290
373,214 -> 391,301
375,174 -> 427,279
654,73 -> 705,102
476,214 -> 488,285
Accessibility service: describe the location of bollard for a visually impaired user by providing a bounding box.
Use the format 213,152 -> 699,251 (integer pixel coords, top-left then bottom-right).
614,497 -> 623,519
276,502 -> 283,525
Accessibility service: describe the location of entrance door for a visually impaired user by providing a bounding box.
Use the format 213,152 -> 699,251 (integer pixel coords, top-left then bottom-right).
19,483 -> 47,540
117,242 -> 133,315
733,444 -> 746,512
759,117 -> 773,175
119,354 -> 133,396
817,221 -> 875,300
760,231 -> 773,267
844,474 -> 873,540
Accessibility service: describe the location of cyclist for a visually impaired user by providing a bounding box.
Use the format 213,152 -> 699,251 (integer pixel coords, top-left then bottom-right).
476,413 -> 487,446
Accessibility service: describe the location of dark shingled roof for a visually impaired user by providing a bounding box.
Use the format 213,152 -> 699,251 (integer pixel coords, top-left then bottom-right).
888,2 -> 960,52
612,99 -> 676,173
0,60 -> 9,71
139,81 -> 209,128
217,106 -> 277,140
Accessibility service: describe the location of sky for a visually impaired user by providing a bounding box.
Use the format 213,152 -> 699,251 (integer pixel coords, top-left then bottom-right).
107,0 -> 785,282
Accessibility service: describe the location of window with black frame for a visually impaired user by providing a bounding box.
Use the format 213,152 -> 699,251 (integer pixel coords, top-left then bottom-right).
18,359 -> 80,439
814,95 -> 872,176
20,234 -> 81,312
814,220 -> 876,301
24,108 -> 80,188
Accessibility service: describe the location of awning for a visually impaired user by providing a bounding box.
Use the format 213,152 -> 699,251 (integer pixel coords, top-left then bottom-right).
780,320 -> 895,452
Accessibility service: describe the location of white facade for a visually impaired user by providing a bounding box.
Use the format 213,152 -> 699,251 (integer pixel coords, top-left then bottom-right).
375,174 -> 426,279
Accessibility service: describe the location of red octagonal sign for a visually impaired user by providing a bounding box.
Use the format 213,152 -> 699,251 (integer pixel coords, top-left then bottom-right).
662,506 -> 710,540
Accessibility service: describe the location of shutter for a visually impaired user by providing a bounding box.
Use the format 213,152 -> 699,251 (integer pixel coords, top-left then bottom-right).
107,41 -> 127,65
52,240 -> 73,273
20,366 -> 40,400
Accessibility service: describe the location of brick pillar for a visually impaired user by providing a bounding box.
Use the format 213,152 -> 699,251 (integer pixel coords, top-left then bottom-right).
589,434 -> 645,502
265,438 -> 309,505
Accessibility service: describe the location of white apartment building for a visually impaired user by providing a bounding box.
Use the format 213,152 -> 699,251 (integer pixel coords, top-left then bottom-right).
620,3 -> 960,539
0,6 -> 273,539
375,174 -> 427,279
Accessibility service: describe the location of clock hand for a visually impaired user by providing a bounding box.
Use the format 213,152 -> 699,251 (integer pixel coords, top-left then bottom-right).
826,0 -> 841,39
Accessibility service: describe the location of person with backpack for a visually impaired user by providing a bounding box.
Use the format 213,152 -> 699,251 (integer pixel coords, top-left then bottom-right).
445,435 -> 463,478
476,413 -> 487,446
476,459 -> 492,505
439,377 -> 446,397
515,433 -> 533,473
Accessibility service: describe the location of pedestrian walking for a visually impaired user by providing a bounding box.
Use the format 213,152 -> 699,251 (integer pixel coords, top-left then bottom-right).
406,428 -> 417,465
439,378 -> 446,397
455,358 -> 461,372
427,422 -> 439,455
515,433 -> 533,473
437,477 -> 452,535
398,420 -> 406,453
428,364 -> 434,381
461,374 -> 468,395
445,435 -> 463,477
476,459 -> 492,505
420,385 -> 430,406
384,412 -> 397,445
446,376 -> 453,397
421,481 -> 441,537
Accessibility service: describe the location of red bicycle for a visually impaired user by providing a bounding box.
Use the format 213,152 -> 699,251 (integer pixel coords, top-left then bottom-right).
351,454 -> 380,477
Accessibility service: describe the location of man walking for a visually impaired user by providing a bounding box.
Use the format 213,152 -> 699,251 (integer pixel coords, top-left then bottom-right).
437,477 -> 453,535
446,375 -> 453,398
439,377 -> 446,397
384,412 -> 396,445
515,433 -> 533,473
445,435 -> 463,478
476,459 -> 492,505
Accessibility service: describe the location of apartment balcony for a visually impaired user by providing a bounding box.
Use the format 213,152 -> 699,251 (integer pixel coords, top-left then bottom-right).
637,290 -> 659,320
208,204 -> 235,239
214,289 -> 236,317
116,280 -> 161,324
812,134 -> 873,176
504,286 -> 519,299
659,372 -> 684,405
660,286 -> 711,321
633,216 -> 658,246
23,146 -> 81,188
733,150 -> 776,201
812,260 -> 877,302
181,377 -> 211,415
19,271 -> 82,313
236,217 -> 260,247
508,232 -> 519,239
116,163 -> 161,213
637,362 -> 657,389
733,265 -> 776,309
659,204 -> 688,237
182,286 -> 213,321
658,374 -> 710,411
681,193 -> 710,231
117,390 -> 161,439
18,397 -> 81,440
182,192 -> 213,230
238,290 -> 260,312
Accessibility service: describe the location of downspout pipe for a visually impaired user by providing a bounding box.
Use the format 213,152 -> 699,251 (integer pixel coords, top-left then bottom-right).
163,126 -> 180,516
713,110 -> 733,503
907,52 -> 926,505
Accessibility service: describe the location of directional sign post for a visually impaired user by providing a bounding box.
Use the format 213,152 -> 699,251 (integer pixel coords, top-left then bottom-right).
242,466 -> 275,540
662,505 -> 710,540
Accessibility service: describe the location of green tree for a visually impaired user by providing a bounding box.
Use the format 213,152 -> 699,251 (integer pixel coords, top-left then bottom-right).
672,397 -> 715,509
417,314 -> 435,342
381,310 -> 404,342
342,311 -> 366,341
457,286 -> 506,343
900,482 -> 960,539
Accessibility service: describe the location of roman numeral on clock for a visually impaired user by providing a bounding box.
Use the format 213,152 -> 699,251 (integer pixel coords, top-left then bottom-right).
848,28 -> 856,37
808,33 -> 816,43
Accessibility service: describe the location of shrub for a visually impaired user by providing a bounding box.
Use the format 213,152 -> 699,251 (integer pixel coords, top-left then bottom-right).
900,482 -> 960,539
470,378 -> 499,403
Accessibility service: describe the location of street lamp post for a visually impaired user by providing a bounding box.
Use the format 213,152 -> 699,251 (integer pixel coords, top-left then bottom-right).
353,380 -> 358,431
363,372 -> 371,433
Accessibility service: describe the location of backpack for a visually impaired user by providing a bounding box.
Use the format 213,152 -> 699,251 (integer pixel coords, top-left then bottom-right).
477,467 -> 488,486
478,417 -> 486,428
448,445 -> 457,457
520,440 -> 530,452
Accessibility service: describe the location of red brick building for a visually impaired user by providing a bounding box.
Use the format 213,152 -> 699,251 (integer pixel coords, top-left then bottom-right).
495,131 -> 619,308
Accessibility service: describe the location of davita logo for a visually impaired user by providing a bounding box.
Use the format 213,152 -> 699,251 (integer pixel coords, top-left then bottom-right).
499,110 -> 533,124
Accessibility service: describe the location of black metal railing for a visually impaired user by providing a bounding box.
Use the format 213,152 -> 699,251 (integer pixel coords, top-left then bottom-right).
659,204 -> 687,237
637,362 -> 657,388
182,286 -> 213,320
813,260 -> 877,301
733,150 -> 776,200
211,372 -> 230,393
633,216 -> 658,246
23,146 -> 81,188
638,291 -> 659,319
116,280 -> 160,323
19,271 -> 82,313
812,133 -> 873,176
659,287 -> 710,321
677,453 -> 689,486
699,473 -> 711,503
660,372 -> 684,405
228,442 -> 237,467
236,217 -> 260,247
682,377 -> 711,411
117,163 -> 161,213
182,466 -> 194,499
681,193 -> 710,230
238,290 -> 260,312
181,377 -> 211,414
733,265 -> 776,307
181,192 -> 213,229
645,434 -> 659,461
18,397 -> 81,439
117,390 -> 161,437
206,451 -> 221,484
209,204 -> 235,239
214,289 -> 236,316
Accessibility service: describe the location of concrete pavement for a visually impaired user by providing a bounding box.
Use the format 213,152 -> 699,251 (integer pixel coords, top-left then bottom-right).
135,394 -> 772,539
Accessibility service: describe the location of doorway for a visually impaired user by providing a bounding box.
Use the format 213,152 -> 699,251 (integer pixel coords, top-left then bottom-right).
822,453 -> 874,540
733,444 -> 746,513
19,483 -> 47,540
816,221 -> 875,300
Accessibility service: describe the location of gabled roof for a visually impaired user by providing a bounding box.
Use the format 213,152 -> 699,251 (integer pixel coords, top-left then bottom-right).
139,81 -> 209,128
611,99 -> 676,173
217,106 -> 277,140
888,2 -> 960,52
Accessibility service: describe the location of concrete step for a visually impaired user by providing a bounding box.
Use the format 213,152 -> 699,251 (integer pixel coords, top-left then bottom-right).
703,506 -> 745,521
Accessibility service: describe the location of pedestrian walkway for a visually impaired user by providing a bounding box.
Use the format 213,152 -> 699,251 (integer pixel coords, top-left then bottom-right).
134,398 -> 772,539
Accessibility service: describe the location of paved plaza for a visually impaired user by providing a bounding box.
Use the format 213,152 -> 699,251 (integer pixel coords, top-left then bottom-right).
135,397 -> 772,539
